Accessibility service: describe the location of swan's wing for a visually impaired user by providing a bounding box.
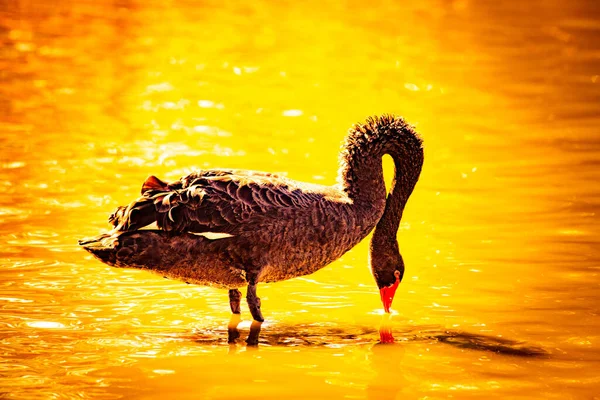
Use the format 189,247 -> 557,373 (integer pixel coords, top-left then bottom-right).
181,169 -> 283,187
141,169 -> 283,195
144,172 -> 322,234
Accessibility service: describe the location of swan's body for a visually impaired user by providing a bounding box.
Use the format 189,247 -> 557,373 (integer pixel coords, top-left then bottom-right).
88,171 -> 379,287
80,115 -> 423,344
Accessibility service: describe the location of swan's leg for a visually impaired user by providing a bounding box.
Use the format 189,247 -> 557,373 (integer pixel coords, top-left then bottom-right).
246,280 -> 264,346
229,288 -> 242,314
228,289 -> 242,343
246,282 -> 264,322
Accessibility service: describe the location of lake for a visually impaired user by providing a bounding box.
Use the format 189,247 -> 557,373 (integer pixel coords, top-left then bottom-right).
1,0 -> 599,398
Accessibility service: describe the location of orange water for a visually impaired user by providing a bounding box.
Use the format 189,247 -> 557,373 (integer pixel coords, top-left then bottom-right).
1,0 -> 599,398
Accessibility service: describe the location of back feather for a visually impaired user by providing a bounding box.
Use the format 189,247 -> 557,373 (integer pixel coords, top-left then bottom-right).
109,169 -> 325,235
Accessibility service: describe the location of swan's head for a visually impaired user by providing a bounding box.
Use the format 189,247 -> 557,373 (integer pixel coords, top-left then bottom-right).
370,245 -> 405,313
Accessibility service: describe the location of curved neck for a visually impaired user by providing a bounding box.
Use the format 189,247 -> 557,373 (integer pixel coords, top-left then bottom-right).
338,115 -> 423,215
341,147 -> 423,239
370,153 -> 420,248
337,115 -> 423,286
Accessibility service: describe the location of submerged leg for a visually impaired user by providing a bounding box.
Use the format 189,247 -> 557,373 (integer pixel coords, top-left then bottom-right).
245,280 -> 264,346
228,289 -> 242,343
246,321 -> 262,346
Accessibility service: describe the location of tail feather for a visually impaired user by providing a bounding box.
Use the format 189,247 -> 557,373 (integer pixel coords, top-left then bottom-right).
110,197 -> 158,231
99,174 -> 197,237
108,206 -> 127,227
80,175 -> 176,247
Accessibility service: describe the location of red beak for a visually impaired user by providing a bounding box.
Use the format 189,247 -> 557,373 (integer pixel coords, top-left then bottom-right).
379,273 -> 401,313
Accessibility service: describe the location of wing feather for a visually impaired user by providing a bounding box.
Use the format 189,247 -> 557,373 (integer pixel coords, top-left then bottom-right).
141,170 -> 321,234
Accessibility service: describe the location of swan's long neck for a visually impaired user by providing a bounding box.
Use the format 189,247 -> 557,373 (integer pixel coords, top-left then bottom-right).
338,115 -> 424,286
338,115 -> 423,212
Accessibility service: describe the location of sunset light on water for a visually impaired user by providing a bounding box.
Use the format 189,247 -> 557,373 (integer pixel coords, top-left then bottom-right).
1,0 -> 599,398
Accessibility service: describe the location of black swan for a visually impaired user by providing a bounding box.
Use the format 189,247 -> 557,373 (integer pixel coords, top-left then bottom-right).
79,114 -> 424,345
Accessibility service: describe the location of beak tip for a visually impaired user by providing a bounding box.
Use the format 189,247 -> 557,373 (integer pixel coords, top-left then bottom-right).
379,274 -> 401,314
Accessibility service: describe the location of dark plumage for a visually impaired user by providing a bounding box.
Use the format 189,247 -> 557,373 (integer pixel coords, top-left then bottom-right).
79,115 -> 424,344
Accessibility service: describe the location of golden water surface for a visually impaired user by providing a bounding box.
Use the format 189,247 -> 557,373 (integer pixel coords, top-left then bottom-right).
1,0 -> 600,398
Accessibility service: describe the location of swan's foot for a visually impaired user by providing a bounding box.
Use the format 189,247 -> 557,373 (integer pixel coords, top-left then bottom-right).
228,313 -> 241,343
246,320 -> 262,346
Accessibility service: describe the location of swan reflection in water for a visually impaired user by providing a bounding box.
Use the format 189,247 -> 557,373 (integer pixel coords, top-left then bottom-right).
190,317 -> 547,398
193,317 -> 547,358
